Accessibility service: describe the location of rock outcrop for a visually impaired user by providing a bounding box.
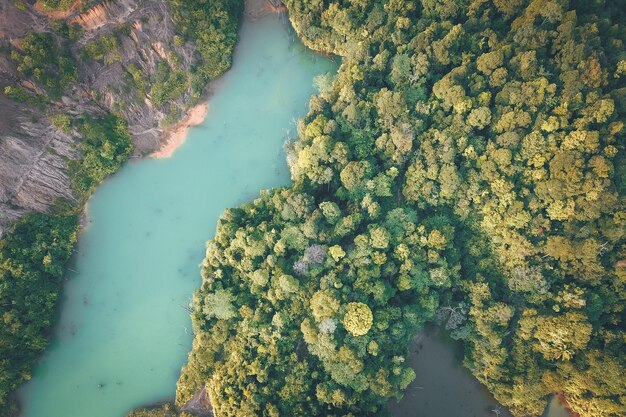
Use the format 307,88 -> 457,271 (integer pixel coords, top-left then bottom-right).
180,384 -> 214,417
73,0 -> 199,153
0,0 -> 207,234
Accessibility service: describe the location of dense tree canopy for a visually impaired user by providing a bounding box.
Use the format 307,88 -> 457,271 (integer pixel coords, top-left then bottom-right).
68,114 -> 133,200
0,212 -> 78,414
177,1 -> 625,416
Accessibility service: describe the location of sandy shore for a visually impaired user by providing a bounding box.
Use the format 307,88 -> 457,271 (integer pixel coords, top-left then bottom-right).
150,103 -> 209,159
150,1 -> 284,159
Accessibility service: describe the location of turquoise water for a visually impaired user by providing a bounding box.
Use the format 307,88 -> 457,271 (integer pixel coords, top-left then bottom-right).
19,15 -> 336,417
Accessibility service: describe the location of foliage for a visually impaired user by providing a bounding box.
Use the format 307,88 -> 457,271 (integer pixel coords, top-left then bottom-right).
125,63 -> 148,98
168,0 -> 243,85
177,0 -> 626,416
149,61 -> 189,107
177,189 -> 445,415
11,0 -> 28,11
50,21 -> 82,41
343,302 -> 373,337
37,0 -> 74,11
68,114 -> 132,200
82,33 -> 121,64
0,212 -> 79,415
2,85 -> 46,106
10,32 -> 77,99
50,113 -> 72,133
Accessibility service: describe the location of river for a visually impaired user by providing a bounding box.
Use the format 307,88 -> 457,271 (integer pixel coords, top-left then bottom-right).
18,14 -> 336,417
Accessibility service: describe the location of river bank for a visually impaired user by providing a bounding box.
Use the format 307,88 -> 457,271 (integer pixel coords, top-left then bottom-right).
150,103 -> 209,159
149,0 -> 288,160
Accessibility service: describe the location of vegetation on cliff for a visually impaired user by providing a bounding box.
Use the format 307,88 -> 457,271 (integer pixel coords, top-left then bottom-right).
68,114 -> 133,201
37,0 -> 75,12
176,1 -> 625,416
9,32 -> 77,100
169,0 -> 244,86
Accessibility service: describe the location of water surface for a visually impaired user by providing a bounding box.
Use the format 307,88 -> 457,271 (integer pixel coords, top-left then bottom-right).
19,14 -> 336,417
389,329 -> 514,417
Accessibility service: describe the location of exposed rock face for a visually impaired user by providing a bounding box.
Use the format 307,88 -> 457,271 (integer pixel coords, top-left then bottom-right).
246,0 -> 287,20
0,0 -> 46,38
0,0 -> 205,234
0,97 -> 78,219
0,92 -> 83,236
69,0 -> 137,30
180,384 -> 214,417
74,0 -> 199,153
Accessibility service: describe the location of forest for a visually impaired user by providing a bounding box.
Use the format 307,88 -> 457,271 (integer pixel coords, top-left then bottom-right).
174,0 -> 625,416
1,0 -> 624,416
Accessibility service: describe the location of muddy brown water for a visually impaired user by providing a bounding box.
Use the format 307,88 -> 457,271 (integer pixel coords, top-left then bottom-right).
389,329 -> 514,417
389,328 -> 569,417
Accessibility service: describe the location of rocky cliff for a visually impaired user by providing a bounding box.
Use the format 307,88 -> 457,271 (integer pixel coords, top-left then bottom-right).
0,0 -> 209,236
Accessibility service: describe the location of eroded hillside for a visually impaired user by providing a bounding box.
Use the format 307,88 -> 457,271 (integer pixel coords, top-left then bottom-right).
0,0 -> 235,234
